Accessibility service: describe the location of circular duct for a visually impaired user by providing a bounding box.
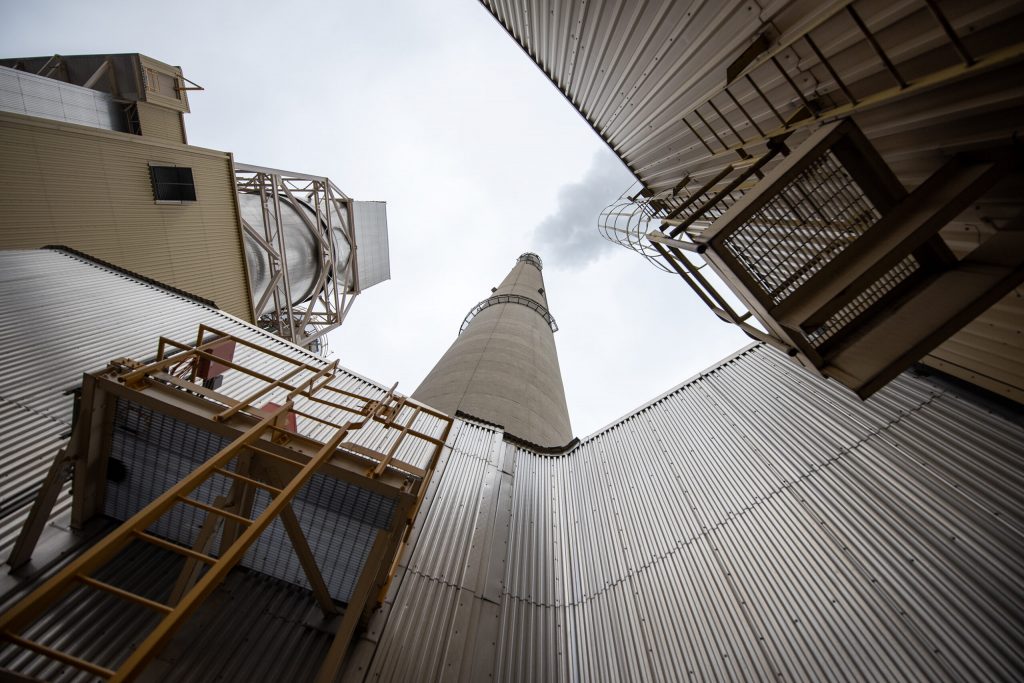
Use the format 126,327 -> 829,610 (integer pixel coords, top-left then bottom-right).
238,192 -> 351,316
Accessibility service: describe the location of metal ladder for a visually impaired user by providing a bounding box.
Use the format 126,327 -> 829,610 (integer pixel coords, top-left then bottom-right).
0,401 -> 355,682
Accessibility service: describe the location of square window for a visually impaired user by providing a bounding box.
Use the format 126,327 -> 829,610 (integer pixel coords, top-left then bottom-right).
150,165 -> 196,202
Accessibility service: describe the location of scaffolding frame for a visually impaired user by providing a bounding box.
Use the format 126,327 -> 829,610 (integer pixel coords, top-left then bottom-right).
2,325 -> 453,682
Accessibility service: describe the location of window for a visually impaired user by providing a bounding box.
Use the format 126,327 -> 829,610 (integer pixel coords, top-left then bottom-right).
150,165 -> 196,202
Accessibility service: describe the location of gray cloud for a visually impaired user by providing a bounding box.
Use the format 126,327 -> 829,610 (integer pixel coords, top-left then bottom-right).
532,147 -> 636,268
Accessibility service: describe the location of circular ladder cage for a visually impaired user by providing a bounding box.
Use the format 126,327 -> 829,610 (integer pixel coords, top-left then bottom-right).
598,182 -> 674,273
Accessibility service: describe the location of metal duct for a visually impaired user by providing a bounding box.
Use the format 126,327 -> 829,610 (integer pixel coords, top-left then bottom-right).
238,192 -> 351,315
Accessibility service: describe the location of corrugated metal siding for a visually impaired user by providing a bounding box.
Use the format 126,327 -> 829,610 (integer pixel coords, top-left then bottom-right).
135,101 -> 185,143
0,249 -> 431,558
0,66 -> 124,132
480,0 -> 1023,193
352,201 -> 390,290
359,344 -> 1024,681
480,0 -> 1024,402
0,542 -> 331,682
0,111 -> 253,321
924,292 -> 1024,403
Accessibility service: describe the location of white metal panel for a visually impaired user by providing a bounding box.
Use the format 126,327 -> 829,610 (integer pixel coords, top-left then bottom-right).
0,65 -> 122,131
352,201 -> 391,290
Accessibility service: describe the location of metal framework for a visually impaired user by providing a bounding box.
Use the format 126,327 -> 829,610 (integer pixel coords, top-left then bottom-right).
594,0 -> 1024,396
653,120 -> 1022,396
603,0 -> 1024,251
235,164 -> 359,351
517,252 -> 543,270
1,325 -> 452,682
459,294 -> 559,335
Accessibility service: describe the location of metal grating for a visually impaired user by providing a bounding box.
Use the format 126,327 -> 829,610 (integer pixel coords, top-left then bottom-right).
104,398 -> 396,603
807,254 -> 920,345
723,150 -> 887,305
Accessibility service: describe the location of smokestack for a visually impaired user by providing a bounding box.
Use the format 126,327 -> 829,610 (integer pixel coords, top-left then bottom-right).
413,253 -> 572,447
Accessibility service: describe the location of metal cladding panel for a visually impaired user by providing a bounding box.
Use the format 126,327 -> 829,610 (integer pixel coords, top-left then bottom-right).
480,0 -> 1023,192
0,65 -> 123,131
352,201 -> 390,290
0,249 -> 423,557
925,293 -> 1024,403
363,344 -> 1024,681
135,101 -> 185,143
0,542 -> 330,682
0,111 -> 254,321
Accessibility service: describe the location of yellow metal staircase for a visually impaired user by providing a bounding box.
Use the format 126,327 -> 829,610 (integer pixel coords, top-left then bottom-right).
0,325 -> 453,682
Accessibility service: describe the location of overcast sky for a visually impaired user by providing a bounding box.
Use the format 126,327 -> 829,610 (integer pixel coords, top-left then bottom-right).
2,0 -> 749,437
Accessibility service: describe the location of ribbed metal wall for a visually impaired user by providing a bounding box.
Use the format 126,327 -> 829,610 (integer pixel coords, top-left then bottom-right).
0,543 -> 331,682
0,66 -> 123,131
135,101 -> 185,143
3,252 -> 1021,680
356,344 -> 1024,681
352,201 -> 391,291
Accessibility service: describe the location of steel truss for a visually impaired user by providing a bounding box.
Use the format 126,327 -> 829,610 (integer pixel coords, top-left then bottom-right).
235,163 -> 359,351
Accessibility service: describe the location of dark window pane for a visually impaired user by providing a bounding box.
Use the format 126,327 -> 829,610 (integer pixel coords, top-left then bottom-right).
151,166 -> 178,183
150,165 -> 196,202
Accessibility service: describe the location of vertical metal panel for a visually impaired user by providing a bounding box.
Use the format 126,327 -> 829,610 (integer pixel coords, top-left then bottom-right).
352,201 -> 391,290
0,66 -> 123,131
0,543 -> 331,682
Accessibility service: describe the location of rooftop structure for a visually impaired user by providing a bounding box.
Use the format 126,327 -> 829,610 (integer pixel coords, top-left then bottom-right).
0,52 -> 390,352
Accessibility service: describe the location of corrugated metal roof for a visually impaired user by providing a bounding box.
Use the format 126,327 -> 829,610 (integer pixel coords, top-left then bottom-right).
357,344 -> 1024,681
0,542 -> 331,682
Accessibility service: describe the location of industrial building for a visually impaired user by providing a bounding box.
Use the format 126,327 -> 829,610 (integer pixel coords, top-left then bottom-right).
1,2 -> 1023,681
0,53 -> 390,351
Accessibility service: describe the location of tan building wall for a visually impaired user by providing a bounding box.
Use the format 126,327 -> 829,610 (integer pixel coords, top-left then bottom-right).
0,111 -> 254,322
136,102 -> 186,143
924,295 -> 1024,404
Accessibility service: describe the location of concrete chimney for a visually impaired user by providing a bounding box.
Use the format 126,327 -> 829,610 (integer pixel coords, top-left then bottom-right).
413,253 -> 572,447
